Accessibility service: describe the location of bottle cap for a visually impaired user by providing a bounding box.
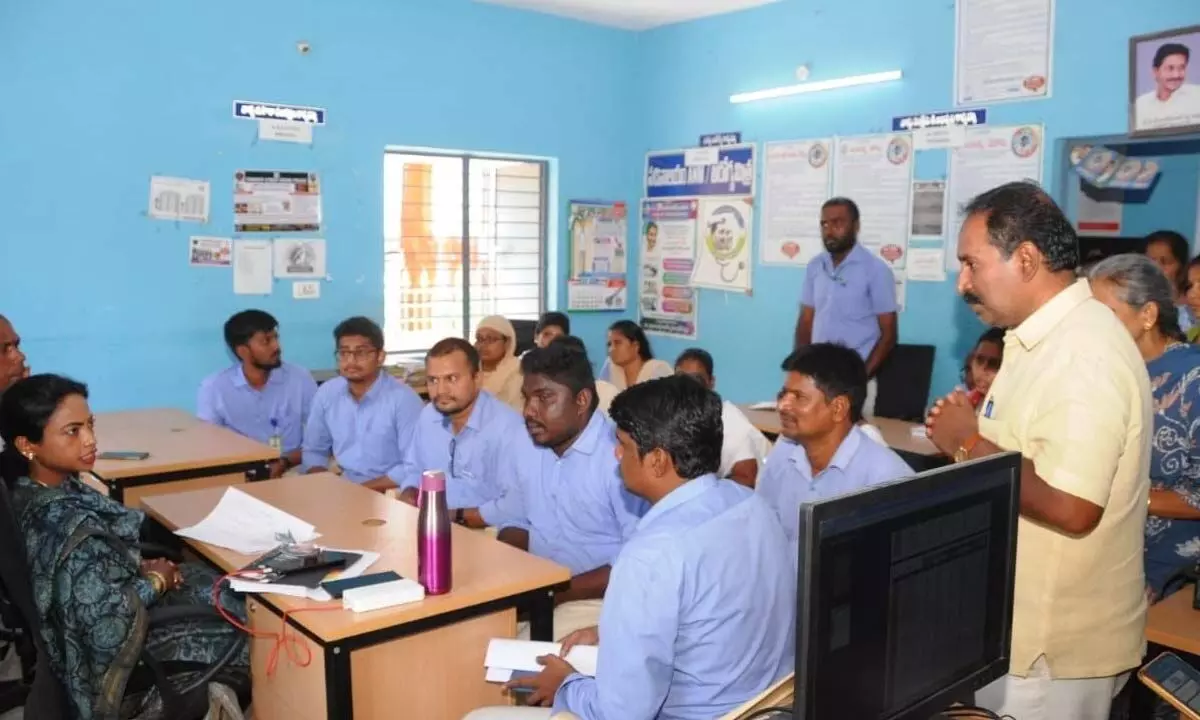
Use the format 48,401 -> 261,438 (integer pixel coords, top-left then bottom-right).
420,470 -> 446,492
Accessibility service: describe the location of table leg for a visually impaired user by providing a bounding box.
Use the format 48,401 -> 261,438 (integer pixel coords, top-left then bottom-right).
325,645 -> 353,720
529,591 -> 554,641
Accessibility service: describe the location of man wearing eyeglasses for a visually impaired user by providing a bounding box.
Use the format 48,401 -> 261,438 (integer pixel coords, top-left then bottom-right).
301,316 -> 423,492
794,197 -> 899,416
395,337 -> 526,527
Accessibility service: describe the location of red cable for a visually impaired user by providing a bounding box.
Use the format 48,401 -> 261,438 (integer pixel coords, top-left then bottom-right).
210,572 -> 344,677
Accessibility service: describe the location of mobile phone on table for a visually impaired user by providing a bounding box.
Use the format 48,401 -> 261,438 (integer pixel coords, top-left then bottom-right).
97,451 -> 150,461
1139,651 -> 1200,719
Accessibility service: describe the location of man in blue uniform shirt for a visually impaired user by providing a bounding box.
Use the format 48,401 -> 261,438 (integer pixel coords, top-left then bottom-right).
757,343 -> 913,558
301,316 -> 422,491
487,339 -> 643,641
468,375 -> 795,719
396,337 -> 526,527
197,310 -> 316,478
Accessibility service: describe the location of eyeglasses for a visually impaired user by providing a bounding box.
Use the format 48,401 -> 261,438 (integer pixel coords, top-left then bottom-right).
335,348 -> 378,361
972,355 -> 1002,371
475,335 -> 506,345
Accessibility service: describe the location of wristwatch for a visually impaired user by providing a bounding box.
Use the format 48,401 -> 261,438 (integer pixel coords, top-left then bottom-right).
454,508 -> 466,525
954,433 -> 983,464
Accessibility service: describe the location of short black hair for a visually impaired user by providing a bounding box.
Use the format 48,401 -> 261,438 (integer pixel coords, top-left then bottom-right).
608,319 -> 654,361
781,343 -> 868,423
535,312 -> 570,337
609,375 -> 722,481
334,316 -> 384,350
521,341 -> 598,412
550,335 -> 588,355
962,327 -> 1006,382
1146,229 -> 1192,291
674,348 -> 714,378
0,374 -> 89,486
822,197 -> 860,223
223,310 -> 278,354
961,181 -> 1079,273
426,337 -> 479,372
1154,42 -> 1190,68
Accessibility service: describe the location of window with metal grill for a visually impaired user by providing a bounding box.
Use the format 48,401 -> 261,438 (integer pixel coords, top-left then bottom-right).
382,150 -> 547,353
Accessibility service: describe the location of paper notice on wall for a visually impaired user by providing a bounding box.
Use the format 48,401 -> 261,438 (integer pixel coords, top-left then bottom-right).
233,240 -> 273,295
833,134 -> 914,270
761,139 -> 832,266
293,281 -> 321,300
910,181 -> 947,240
640,199 -> 699,339
946,125 -> 1044,271
906,247 -> 948,282
234,170 -> 321,232
692,197 -> 753,293
894,271 -> 908,312
149,176 -> 210,223
259,119 -> 313,144
273,238 -> 327,279
188,236 -> 232,268
954,0 -> 1053,105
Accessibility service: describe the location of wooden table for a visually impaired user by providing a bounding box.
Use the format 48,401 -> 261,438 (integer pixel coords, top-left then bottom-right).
91,408 -> 278,506
142,474 -> 571,720
1148,586 -> 1200,656
738,404 -> 945,470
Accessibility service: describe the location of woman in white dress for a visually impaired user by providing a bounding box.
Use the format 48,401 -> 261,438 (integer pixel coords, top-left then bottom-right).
474,315 -> 524,412
599,320 -> 672,391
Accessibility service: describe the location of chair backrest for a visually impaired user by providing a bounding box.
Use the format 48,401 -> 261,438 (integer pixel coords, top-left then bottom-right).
511,319 -> 537,356
873,344 -> 936,422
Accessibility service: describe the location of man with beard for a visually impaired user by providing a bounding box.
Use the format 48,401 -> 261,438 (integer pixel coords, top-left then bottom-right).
794,197 -> 898,416
301,316 -> 422,491
198,309 -> 316,478
926,181 -> 1149,719
395,337 -> 526,527
756,343 -> 911,564
488,339 -> 643,640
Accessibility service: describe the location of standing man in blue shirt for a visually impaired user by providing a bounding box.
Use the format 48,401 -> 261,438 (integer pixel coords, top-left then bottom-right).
396,337 -> 526,527
197,310 -> 317,478
488,340 -> 643,641
795,198 -> 899,416
301,317 -> 423,492
468,376 -> 795,720
757,343 -> 912,557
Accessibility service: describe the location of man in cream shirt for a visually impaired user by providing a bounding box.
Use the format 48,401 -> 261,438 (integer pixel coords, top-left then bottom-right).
1136,42 -> 1200,131
928,181 -> 1150,719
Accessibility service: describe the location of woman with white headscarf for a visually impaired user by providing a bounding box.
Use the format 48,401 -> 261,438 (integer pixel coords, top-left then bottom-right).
474,315 -> 524,412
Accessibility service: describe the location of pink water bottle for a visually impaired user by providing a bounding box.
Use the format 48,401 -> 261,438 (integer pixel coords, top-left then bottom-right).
417,470 -> 452,595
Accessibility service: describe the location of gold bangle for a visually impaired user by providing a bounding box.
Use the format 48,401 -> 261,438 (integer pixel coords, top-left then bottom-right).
145,571 -> 166,594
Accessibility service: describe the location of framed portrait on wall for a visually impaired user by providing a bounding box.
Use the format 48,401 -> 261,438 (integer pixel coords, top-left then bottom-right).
1130,24 -> 1200,137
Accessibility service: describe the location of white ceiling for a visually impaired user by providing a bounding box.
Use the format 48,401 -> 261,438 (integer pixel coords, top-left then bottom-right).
476,0 -> 781,30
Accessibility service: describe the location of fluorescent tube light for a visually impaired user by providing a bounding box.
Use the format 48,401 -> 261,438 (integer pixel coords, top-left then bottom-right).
729,70 -> 903,104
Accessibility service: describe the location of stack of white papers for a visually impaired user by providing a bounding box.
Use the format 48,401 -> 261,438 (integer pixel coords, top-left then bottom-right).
343,578 -> 425,613
175,487 -> 319,555
483,638 -> 599,683
227,550 -> 381,602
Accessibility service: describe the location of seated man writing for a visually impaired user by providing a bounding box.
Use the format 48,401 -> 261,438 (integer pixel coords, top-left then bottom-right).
488,340 -> 644,640
467,375 -> 795,719
301,317 -> 423,491
396,337 -> 525,527
757,343 -> 912,556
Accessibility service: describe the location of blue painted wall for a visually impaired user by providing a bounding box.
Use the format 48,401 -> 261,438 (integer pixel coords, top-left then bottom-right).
4,0 -> 1200,412
635,0 -> 1200,404
0,0 -> 639,411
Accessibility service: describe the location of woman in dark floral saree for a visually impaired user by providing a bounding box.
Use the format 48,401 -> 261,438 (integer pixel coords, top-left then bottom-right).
0,374 -> 248,719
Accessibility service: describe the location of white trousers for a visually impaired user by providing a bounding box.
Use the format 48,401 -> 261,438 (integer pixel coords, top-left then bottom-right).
516,599 -> 603,642
974,656 -> 1130,720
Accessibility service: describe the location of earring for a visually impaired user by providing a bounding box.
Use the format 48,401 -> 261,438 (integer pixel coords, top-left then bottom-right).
22,452 -> 33,461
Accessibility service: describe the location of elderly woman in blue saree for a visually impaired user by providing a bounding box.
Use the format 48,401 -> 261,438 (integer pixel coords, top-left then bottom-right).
0,374 -> 248,719
1090,255 -> 1200,600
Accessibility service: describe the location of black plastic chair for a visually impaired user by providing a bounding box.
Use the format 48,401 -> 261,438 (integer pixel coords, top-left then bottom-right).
874,344 -> 936,422
512,319 -> 537,355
